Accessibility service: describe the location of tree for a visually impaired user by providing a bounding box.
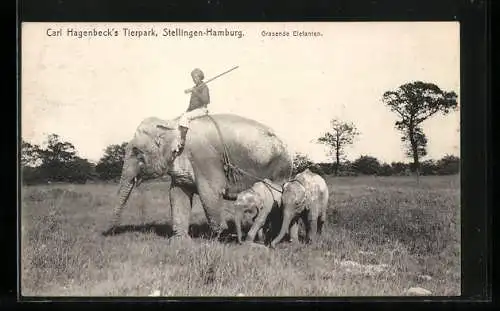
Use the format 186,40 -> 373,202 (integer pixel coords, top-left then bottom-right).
317,119 -> 360,175
21,140 -> 42,167
96,142 -> 128,180
39,134 -> 77,164
352,155 -> 381,175
37,134 -> 78,182
383,81 -> 458,176
21,134 -> 94,184
21,140 -> 43,185
401,126 -> 428,170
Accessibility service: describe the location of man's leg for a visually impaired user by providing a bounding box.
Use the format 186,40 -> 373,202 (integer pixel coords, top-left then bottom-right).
176,126 -> 189,154
175,108 -> 208,153
175,113 -> 190,154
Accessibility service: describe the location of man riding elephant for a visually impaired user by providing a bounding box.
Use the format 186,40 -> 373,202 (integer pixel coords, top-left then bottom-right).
174,68 -> 210,156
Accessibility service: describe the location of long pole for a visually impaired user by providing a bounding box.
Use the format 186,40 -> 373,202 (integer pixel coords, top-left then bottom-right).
185,66 -> 239,93
204,66 -> 239,84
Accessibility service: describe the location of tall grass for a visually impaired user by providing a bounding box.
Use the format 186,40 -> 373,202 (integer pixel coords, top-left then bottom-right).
20,176 -> 460,296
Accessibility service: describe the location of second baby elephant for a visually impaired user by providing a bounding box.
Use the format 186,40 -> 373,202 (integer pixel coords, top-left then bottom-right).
270,169 -> 329,248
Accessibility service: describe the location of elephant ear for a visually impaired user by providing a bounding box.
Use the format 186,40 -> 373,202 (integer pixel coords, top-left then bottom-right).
156,120 -> 176,131
131,146 -> 146,160
244,205 -> 259,220
248,195 -> 265,219
131,146 -> 141,155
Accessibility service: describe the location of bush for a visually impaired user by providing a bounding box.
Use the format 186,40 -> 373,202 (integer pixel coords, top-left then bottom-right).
352,156 -> 381,175
420,160 -> 438,176
390,162 -> 410,176
22,166 -> 42,185
292,153 -> 313,175
377,164 -> 393,176
436,155 -> 460,175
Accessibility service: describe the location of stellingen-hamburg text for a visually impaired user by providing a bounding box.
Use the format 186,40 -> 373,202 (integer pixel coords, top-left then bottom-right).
162,28 -> 244,38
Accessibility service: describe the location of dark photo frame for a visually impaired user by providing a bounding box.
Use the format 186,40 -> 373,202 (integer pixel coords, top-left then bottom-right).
11,0 -> 491,307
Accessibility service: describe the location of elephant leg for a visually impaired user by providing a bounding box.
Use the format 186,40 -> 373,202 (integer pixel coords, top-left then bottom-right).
270,208 -> 295,248
306,209 -> 318,244
196,178 -> 229,238
246,207 -> 271,243
257,228 -> 265,243
317,209 -> 326,235
289,221 -> 299,243
169,184 -> 193,239
190,152 -> 231,238
235,221 -> 242,244
234,210 -> 243,244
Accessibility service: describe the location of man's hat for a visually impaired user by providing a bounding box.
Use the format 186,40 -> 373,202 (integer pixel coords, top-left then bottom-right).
191,68 -> 204,80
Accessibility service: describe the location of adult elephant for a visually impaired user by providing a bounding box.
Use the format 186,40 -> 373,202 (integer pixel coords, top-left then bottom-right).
108,113 -> 293,240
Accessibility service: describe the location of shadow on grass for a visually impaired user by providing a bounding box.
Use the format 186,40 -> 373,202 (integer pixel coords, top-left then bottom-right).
101,222 -> 173,237
101,221 -> 240,243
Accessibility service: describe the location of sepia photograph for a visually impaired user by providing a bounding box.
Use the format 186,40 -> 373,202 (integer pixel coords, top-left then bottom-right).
20,22 -> 460,297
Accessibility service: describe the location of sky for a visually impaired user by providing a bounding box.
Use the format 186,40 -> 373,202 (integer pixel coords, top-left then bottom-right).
21,22 -> 460,164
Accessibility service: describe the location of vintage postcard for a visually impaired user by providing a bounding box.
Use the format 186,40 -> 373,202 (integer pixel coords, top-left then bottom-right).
20,22 -> 460,297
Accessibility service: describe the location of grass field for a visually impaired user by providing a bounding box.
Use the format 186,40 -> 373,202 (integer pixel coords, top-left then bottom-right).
20,175 -> 460,297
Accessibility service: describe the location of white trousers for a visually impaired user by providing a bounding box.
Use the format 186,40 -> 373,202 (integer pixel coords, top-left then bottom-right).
178,107 -> 208,128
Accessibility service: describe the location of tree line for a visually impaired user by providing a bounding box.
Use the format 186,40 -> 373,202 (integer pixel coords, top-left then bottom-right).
21,80 -> 459,185
292,153 -> 459,177
21,134 -> 128,185
20,133 -> 459,185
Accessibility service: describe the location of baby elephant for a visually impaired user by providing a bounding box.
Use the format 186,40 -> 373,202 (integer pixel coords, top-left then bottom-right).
270,169 -> 329,248
234,178 -> 284,244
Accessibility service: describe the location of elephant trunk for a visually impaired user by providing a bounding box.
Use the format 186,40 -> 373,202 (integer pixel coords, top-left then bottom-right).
110,153 -> 140,229
270,208 -> 294,248
119,179 -> 135,206
110,180 -> 135,228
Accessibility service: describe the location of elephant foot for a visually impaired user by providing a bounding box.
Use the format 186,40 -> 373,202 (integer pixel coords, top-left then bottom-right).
168,234 -> 192,244
102,224 -> 120,236
242,241 -> 268,250
269,241 -> 279,249
209,221 -> 228,239
305,235 -> 316,245
214,229 -> 229,242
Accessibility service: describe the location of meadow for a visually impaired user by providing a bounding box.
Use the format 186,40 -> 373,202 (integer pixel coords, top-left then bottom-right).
20,175 -> 461,297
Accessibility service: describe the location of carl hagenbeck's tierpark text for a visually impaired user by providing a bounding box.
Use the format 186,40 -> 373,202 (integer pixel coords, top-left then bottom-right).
57,27 -> 244,38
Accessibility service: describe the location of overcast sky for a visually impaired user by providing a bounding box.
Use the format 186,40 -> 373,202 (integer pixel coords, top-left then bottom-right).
21,22 -> 460,164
